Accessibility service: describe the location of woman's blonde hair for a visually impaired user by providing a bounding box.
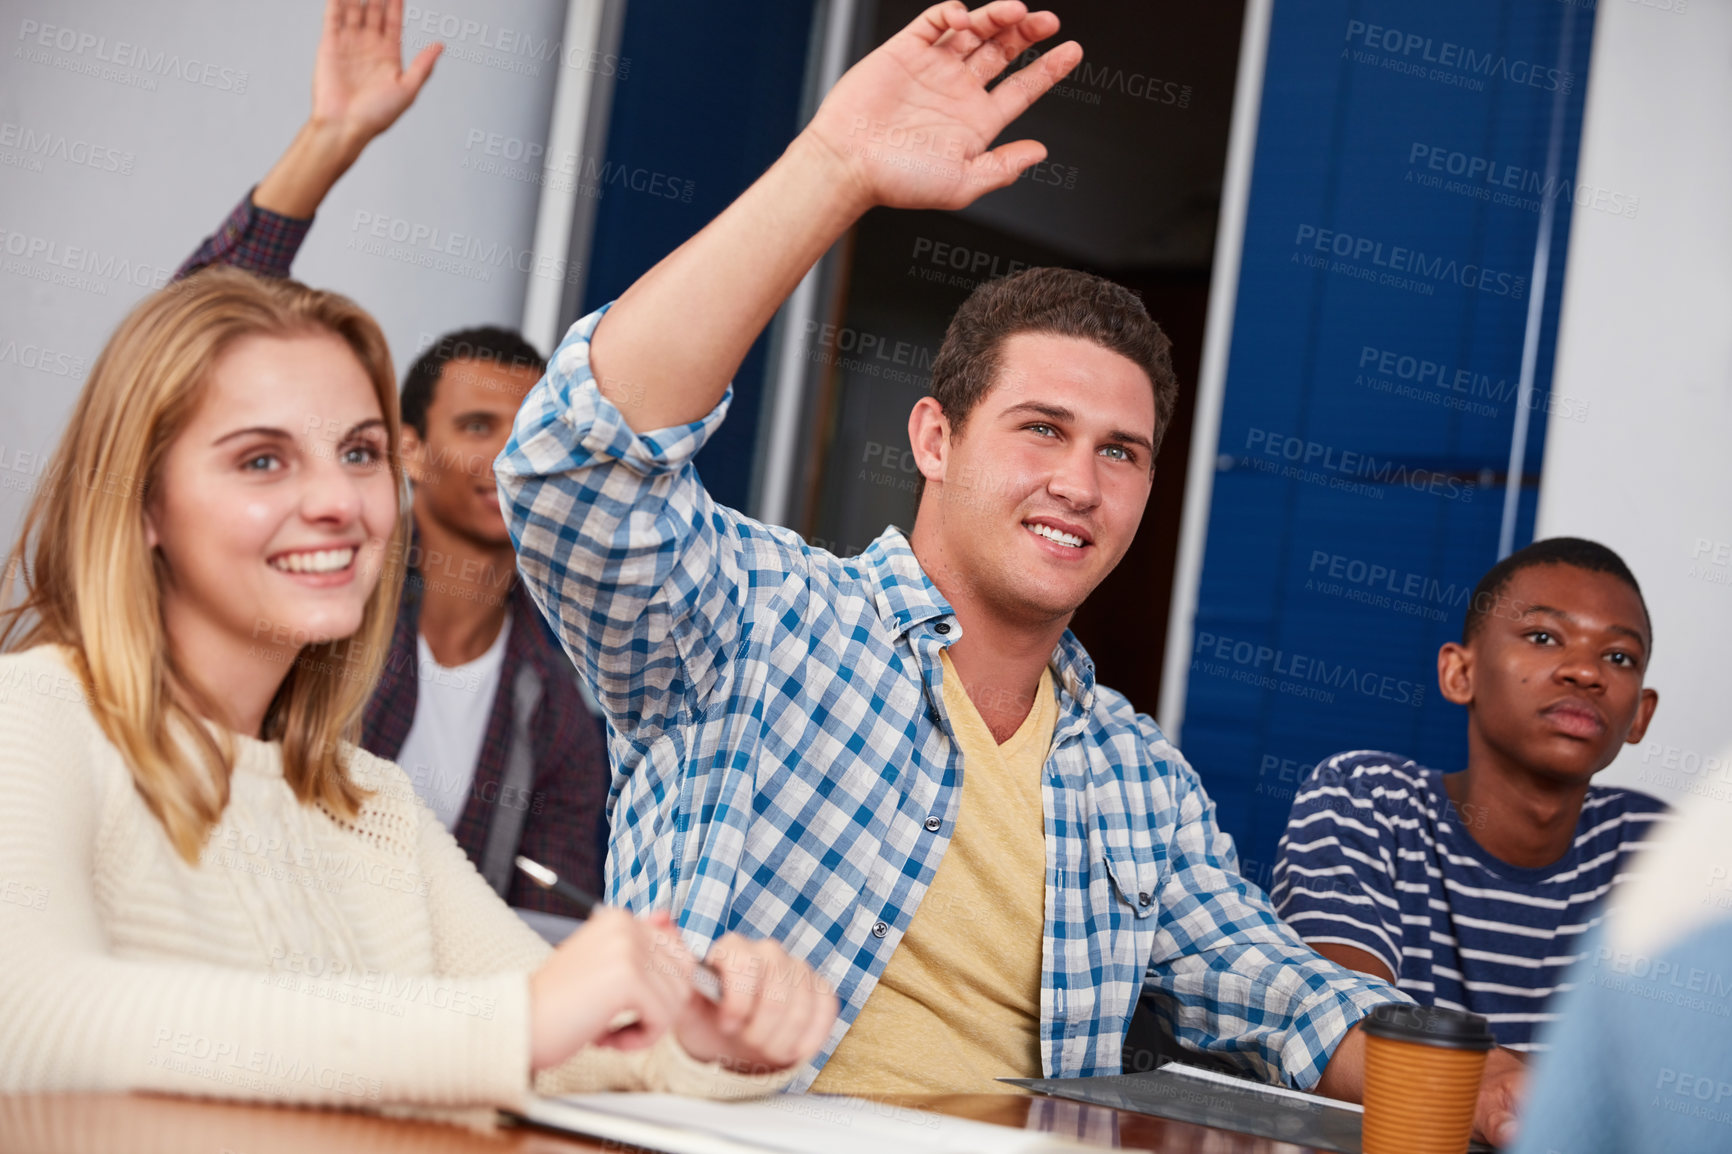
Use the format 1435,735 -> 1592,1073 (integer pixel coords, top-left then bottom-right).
0,267 -> 408,862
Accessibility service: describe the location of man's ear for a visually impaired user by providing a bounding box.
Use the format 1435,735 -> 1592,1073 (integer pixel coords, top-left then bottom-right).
1438,641 -> 1474,707
399,426 -> 427,487
1624,688 -> 1660,746
907,396 -> 951,486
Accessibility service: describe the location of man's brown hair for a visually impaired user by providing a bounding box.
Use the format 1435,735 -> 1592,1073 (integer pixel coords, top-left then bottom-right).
926,266 -> 1179,457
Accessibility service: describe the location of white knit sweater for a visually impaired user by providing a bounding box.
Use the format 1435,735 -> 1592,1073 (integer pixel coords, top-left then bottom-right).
0,645 -> 774,1108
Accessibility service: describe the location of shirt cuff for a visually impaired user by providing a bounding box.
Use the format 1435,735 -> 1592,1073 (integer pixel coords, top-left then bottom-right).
1282,976 -> 1412,1091
177,188 -> 311,281
543,303 -> 734,477
244,185 -> 315,227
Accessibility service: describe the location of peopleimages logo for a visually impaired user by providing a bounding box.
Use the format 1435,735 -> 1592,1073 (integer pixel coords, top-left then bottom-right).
1243,428 -> 1476,503
0,336 -> 86,378
403,6 -> 628,80
1342,20 -> 1573,94
16,19 -> 250,93
1293,224 -> 1527,300
461,130 -> 695,204
1192,629 -> 1427,707
1009,48 -> 1193,109
346,211 -> 584,285
0,120 -> 134,175
1306,549 -> 1470,623
1354,344 -> 1590,424
909,237 -> 1030,280
1407,143 -> 1640,219
0,227 -> 173,296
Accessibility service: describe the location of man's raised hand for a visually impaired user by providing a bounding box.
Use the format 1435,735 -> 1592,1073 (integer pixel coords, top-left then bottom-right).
584,2 -> 1080,433
255,0 -> 441,218
805,1 -> 1082,214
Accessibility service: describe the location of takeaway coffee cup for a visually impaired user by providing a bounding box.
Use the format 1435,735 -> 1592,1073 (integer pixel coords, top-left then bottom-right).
1360,1003 -> 1495,1154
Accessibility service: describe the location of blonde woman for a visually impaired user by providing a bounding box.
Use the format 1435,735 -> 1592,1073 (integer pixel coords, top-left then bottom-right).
0,268 -> 836,1108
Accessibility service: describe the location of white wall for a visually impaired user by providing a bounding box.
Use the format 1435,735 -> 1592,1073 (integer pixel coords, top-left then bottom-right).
1537,0 -> 1732,801
0,0 -> 568,551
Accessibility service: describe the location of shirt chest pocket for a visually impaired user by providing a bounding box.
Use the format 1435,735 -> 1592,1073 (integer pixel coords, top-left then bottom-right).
1103,845 -> 1159,921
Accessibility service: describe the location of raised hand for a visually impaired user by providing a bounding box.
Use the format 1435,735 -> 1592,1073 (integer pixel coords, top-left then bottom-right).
805,0 -> 1082,213
586,1 -> 1085,434
254,0 -> 442,218
312,0 -> 442,151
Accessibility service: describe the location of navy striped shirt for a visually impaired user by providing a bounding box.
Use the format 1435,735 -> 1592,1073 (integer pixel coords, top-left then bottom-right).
1271,751 -> 1669,1050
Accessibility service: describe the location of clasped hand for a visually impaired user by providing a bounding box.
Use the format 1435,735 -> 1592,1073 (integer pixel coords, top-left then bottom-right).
528,908 -> 837,1077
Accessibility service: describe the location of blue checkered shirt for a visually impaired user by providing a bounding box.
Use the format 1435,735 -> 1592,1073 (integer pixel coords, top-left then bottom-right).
497,306 -> 1406,1092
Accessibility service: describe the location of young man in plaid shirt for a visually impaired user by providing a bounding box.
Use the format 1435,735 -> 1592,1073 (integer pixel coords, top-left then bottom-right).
176,0 -> 609,911
498,0 -> 1522,1140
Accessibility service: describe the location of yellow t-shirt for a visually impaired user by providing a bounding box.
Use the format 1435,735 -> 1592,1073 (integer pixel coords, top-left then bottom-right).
810,651 -> 1056,1095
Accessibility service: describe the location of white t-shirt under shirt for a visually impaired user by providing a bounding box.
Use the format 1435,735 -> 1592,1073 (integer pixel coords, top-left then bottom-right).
396,613 -> 511,831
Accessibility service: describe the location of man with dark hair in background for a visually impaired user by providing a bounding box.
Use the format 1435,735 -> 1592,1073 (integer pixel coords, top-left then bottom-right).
1272,537 -> 1665,1051
177,0 -> 609,910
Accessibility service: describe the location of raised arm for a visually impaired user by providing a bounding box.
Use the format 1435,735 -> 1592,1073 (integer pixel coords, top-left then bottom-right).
177,0 -> 440,279
255,0 -> 440,217
590,0 -> 1082,432
496,2 -> 1081,744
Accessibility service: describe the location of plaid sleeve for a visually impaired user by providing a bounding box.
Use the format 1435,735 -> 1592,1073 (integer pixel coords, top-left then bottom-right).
494,305 -> 752,744
1141,732 -> 1410,1090
175,187 -> 310,281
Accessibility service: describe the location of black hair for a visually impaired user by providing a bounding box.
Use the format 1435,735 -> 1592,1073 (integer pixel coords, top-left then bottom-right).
1463,537 -> 1651,646
399,326 -> 545,437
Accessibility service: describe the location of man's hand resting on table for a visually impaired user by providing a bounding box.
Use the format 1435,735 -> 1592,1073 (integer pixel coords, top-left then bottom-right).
1475,1047 -> 1526,1147
1317,1023 -> 1527,1147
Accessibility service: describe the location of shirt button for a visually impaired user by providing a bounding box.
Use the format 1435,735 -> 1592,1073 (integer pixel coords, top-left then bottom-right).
934,621 -> 951,634
872,921 -> 889,938
1138,892 -> 1151,906
924,815 -> 942,832
928,708 -> 942,724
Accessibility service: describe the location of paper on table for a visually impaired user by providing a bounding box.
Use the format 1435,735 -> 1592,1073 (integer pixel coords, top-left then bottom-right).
1160,1062 -> 1365,1112
516,1092 -> 1106,1154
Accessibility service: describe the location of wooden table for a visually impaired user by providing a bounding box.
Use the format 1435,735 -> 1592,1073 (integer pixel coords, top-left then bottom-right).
0,1090 -> 1325,1153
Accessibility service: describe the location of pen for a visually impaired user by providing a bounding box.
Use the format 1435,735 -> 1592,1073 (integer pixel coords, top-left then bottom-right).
514,855 -> 723,1004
